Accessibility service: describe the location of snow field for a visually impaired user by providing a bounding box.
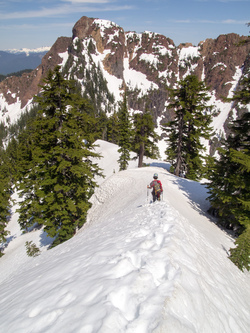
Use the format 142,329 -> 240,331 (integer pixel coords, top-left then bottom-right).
0,140 -> 249,333
81,201 -> 180,332
0,186 -> 180,332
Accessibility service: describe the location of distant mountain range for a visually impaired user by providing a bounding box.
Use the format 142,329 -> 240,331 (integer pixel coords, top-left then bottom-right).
0,47 -> 50,75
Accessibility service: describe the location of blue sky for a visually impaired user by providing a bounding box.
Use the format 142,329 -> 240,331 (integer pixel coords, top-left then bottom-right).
0,0 -> 249,50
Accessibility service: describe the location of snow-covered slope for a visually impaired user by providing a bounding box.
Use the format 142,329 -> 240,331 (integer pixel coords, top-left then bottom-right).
0,140 -> 249,333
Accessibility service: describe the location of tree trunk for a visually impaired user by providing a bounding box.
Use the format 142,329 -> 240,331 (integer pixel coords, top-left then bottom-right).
138,142 -> 145,167
175,111 -> 184,176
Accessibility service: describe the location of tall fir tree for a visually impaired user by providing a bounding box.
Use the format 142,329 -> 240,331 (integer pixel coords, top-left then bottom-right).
132,110 -> 159,167
0,148 -> 12,253
207,75 -> 250,271
16,66 -> 102,247
0,136 -> 21,255
118,92 -> 132,171
95,111 -> 109,141
106,111 -> 120,144
163,75 -> 214,180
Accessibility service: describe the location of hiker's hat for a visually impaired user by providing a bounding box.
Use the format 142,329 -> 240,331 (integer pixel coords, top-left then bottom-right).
153,173 -> 158,179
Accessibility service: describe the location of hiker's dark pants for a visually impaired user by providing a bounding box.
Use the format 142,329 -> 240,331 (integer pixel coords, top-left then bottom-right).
152,191 -> 160,202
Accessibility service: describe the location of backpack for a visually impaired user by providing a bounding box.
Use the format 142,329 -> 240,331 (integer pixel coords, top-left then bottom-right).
153,181 -> 161,195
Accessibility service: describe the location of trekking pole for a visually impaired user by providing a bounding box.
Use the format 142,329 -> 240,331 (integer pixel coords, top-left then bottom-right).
147,187 -> 149,203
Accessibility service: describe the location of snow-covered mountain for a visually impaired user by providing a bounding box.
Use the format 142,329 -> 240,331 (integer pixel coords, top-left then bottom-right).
0,47 -> 50,75
0,140 -> 249,332
0,16 -> 249,156
6,47 -> 51,56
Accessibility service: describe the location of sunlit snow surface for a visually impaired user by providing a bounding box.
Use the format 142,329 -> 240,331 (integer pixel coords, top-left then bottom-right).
0,140 -> 249,333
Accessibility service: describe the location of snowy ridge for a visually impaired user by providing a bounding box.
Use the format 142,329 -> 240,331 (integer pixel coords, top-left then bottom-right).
0,140 -> 249,332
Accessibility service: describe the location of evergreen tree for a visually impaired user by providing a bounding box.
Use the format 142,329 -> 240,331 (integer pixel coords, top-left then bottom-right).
132,110 -> 159,167
16,66 -> 102,247
117,92 -> 132,171
15,120 -> 43,232
95,111 -> 109,141
106,111 -> 120,144
207,75 -> 250,271
231,76 -> 250,106
163,75 -> 214,180
0,136 -> 26,256
6,137 -> 22,181
0,148 -> 12,253
229,226 -> 250,271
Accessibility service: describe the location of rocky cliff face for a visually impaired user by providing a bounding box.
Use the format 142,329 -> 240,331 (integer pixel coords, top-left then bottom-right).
199,34 -> 249,99
0,37 -> 71,109
0,16 -> 249,153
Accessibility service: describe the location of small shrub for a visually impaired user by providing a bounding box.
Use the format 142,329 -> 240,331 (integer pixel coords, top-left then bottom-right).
25,241 -> 41,257
229,227 -> 250,271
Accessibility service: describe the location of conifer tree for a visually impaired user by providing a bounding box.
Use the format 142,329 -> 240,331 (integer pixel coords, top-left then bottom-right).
132,110 -> 159,167
207,75 -> 250,271
0,136 -> 26,255
95,111 -> 109,141
6,137 -> 20,180
17,66 -> 102,247
106,111 -> 120,144
0,148 -> 12,252
118,92 -> 132,171
163,75 -> 214,180
229,226 -> 250,271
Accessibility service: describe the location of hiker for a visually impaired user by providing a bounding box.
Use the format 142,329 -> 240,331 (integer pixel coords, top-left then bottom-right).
147,173 -> 163,202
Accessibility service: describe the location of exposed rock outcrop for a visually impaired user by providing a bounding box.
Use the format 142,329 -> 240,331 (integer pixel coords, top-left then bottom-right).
0,37 -> 71,108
